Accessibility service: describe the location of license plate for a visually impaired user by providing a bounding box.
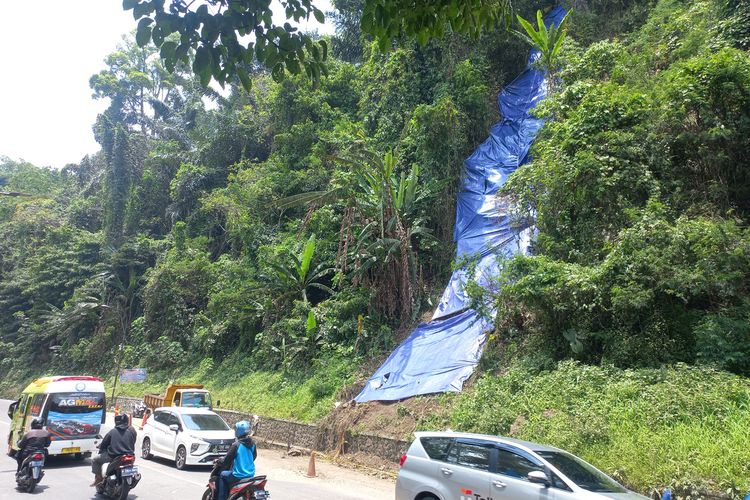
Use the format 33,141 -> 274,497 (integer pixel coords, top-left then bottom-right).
30,461 -> 44,467
254,491 -> 270,500
61,447 -> 80,454
120,466 -> 137,477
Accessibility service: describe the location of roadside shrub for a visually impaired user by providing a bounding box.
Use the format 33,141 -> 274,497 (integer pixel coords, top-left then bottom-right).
449,361 -> 750,496
694,307 -> 750,375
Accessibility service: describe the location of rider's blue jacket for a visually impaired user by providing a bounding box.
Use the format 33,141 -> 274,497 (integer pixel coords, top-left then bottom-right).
223,437 -> 257,478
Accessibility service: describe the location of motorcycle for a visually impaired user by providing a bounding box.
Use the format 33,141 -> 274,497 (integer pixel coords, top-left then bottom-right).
15,450 -> 45,493
202,460 -> 269,500
96,454 -> 141,500
131,401 -> 148,419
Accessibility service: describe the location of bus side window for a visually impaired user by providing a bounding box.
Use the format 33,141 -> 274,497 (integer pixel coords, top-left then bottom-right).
30,394 -> 45,418
18,395 -> 29,417
13,395 -> 28,433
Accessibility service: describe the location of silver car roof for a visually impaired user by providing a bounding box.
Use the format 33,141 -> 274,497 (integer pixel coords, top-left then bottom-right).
413,430 -> 563,454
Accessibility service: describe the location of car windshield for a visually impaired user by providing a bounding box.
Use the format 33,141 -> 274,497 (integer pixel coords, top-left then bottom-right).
181,413 -> 229,431
535,451 -> 626,493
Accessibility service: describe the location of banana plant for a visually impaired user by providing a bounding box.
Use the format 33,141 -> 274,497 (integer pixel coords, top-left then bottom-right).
276,144 -> 435,323
266,234 -> 334,305
513,9 -> 571,93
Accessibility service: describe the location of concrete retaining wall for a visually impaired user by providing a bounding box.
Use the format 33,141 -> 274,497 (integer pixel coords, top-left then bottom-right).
109,396 -> 408,463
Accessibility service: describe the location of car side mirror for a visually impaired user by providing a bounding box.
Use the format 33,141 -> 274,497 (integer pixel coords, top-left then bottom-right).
169,424 -> 180,432
528,470 -> 550,487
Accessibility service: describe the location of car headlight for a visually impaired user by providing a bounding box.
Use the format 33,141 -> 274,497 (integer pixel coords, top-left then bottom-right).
191,443 -> 201,453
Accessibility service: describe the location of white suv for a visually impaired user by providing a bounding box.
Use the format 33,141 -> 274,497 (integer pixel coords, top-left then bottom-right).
141,407 -> 235,469
396,431 -> 650,500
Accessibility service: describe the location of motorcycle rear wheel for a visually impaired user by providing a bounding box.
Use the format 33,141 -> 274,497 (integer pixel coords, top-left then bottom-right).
201,488 -> 212,500
26,480 -> 36,493
117,483 -> 130,500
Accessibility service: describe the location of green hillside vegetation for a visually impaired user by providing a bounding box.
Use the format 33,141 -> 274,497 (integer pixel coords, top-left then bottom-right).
446,362 -> 750,497
1,0 -> 749,497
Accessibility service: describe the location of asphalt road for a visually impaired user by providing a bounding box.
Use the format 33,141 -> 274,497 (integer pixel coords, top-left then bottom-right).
0,399 -> 393,499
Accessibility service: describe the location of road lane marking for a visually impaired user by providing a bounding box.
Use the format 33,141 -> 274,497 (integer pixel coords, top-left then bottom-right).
135,461 -> 206,487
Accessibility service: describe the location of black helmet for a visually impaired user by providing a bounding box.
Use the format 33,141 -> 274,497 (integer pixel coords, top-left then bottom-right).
30,418 -> 43,430
114,414 -> 129,426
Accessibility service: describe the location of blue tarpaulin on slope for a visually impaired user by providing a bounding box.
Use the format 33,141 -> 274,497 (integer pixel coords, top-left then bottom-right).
356,7 -> 568,403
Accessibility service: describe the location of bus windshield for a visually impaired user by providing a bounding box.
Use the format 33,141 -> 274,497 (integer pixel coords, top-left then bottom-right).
46,392 -> 105,440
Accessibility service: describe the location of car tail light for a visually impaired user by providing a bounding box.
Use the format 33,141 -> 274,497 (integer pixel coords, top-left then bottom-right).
32,453 -> 44,460
399,454 -> 407,467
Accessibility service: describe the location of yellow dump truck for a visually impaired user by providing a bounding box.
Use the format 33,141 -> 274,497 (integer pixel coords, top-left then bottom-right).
143,384 -> 213,410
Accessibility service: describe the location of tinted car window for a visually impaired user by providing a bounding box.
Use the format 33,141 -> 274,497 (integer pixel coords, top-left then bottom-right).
447,442 -> 491,471
165,413 -> 180,426
495,447 -> 544,480
420,437 -> 453,461
535,451 -> 626,493
152,411 -> 167,424
551,473 -> 572,491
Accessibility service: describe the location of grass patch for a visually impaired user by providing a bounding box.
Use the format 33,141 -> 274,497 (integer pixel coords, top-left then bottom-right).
115,350 -> 358,423
440,361 -> 750,497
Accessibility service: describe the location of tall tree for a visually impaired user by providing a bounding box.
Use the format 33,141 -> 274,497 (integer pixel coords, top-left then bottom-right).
103,126 -> 132,246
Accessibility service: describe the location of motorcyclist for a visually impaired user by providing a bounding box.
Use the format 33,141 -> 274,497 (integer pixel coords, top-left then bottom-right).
217,420 -> 257,500
15,419 -> 50,473
91,414 -> 136,487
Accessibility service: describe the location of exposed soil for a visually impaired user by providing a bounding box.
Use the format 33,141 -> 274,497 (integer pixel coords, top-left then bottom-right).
323,394 -> 451,444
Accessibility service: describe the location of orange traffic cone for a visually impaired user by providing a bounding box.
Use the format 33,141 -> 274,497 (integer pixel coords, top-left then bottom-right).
305,451 -> 317,478
140,409 -> 150,429
114,406 -> 120,416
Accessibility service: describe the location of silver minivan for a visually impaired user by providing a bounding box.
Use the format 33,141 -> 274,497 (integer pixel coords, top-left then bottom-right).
396,431 -> 650,500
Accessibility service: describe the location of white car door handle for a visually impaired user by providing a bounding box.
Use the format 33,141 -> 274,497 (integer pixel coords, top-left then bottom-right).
493,480 -> 507,489
440,467 -> 453,476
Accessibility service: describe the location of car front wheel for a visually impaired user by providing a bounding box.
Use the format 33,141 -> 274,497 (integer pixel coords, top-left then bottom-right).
175,445 -> 187,470
141,437 -> 153,460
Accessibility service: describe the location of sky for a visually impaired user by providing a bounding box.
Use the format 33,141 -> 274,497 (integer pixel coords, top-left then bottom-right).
0,1 -> 333,169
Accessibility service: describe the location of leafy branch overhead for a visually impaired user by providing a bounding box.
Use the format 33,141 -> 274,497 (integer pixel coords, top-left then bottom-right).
362,0 -> 513,51
124,0 -> 512,90
124,0 -> 330,89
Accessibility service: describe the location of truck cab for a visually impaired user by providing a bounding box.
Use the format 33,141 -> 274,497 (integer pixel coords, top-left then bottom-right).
171,389 -> 211,408
144,384 -> 213,410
